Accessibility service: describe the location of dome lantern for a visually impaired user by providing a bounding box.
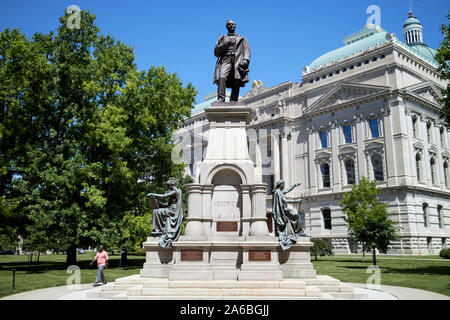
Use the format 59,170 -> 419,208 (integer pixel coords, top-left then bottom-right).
402,11 -> 423,45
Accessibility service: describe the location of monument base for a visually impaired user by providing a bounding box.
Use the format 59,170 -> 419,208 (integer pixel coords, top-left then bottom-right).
141,236 -> 316,281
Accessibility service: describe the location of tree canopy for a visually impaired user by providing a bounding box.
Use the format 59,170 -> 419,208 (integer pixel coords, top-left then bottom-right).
339,176 -> 398,265
0,10 -> 196,264
436,12 -> 450,127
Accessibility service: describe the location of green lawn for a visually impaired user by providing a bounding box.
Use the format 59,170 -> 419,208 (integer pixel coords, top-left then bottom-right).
0,252 -> 145,298
1,253 -> 449,298
312,255 -> 450,297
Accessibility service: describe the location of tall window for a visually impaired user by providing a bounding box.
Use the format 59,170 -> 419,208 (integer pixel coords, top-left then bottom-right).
345,158 -> 356,185
440,127 -> 445,148
319,130 -> 328,148
444,161 -> 449,188
412,116 -> 418,138
343,124 -> 352,143
322,208 -> 332,230
437,205 -> 444,229
415,153 -> 422,181
426,122 -> 432,143
423,203 -> 429,228
371,154 -> 384,181
430,158 -> 436,185
369,118 -> 380,138
321,163 -> 330,188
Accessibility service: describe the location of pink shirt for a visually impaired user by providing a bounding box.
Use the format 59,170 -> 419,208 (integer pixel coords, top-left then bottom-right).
95,251 -> 109,267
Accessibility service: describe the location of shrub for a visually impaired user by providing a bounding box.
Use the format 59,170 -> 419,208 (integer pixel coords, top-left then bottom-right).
440,248 -> 450,259
311,238 -> 334,260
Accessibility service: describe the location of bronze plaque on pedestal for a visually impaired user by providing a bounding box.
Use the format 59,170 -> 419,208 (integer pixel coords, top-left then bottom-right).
180,250 -> 203,261
216,221 -> 238,232
249,250 -> 271,261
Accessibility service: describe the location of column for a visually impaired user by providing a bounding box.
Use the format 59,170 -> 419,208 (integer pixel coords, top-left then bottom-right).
272,130 -> 281,183
281,130 -> 289,186
307,126 -> 317,194
330,121 -> 340,192
354,114 -> 366,180
249,184 -> 269,236
254,140 -> 263,184
184,184 -> 204,236
241,185 -> 252,236
201,184 -> 214,236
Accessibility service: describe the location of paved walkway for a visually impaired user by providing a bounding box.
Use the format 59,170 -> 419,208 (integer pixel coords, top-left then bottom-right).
1,282 -> 448,300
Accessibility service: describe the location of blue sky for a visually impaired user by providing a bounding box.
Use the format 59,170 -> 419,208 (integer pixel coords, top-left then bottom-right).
1,0 -> 448,104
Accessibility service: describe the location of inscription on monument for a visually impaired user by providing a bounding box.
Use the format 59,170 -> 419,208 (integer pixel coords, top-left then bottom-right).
216,221 -> 238,232
180,250 -> 203,262
249,250 -> 271,261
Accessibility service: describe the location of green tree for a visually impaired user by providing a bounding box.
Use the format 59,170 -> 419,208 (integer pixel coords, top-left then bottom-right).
0,10 -> 196,265
436,12 -> 450,126
339,176 -> 398,265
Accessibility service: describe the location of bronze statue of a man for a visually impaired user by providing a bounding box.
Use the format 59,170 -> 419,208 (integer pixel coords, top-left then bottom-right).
213,19 -> 251,102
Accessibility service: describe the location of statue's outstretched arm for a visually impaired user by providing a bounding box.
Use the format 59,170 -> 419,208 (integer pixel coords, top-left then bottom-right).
147,190 -> 176,198
283,182 -> 300,194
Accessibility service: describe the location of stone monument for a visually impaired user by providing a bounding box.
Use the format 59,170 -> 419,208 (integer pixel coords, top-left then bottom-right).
90,20 -> 368,300
140,19 -> 316,282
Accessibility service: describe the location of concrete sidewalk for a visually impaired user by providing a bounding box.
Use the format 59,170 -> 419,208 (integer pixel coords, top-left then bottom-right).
1,282 -> 448,300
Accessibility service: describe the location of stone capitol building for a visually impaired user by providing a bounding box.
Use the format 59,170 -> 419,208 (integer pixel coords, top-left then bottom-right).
176,12 -> 449,255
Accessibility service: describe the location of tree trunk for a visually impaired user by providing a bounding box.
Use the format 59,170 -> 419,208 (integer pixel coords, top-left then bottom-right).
66,246 -> 77,266
372,248 -> 376,266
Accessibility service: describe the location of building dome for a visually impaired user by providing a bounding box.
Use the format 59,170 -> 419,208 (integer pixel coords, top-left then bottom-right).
407,43 -> 437,65
403,16 -> 421,28
309,25 -> 389,70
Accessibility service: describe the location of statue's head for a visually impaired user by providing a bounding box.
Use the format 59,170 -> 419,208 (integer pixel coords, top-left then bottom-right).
226,20 -> 236,33
275,180 -> 285,191
166,179 -> 177,189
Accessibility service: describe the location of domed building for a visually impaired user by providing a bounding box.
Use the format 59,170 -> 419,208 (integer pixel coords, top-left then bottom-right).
176,12 -> 449,255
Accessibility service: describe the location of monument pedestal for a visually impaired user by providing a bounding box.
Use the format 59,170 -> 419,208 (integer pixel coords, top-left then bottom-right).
141,104 -> 317,282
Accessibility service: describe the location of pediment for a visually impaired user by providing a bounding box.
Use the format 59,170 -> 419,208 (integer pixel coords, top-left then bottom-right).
413,141 -> 424,150
339,145 -> 357,155
315,151 -> 331,160
305,82 -> 390,114
406,82 -> 443,106
365,140 -> 384,150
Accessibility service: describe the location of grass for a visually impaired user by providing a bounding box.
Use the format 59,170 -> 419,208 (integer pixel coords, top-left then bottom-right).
312,255 -> 450,297
1,253 -> 449,298
0,252 -> 145,298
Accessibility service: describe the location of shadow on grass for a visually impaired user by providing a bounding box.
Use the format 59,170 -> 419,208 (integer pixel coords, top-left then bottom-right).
0,257 -> 145,274
380,265 -> 450,276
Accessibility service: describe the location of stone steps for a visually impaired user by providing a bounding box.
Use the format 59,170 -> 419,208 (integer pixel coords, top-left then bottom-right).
87,274 -> 367,300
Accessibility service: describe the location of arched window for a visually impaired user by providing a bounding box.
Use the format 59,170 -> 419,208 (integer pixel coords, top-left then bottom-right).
321,163 -> 330,188
415,153 -> 422,181
430,158 -> 436,185
345,158 -> 356,185
371,154 -> 384,181
444,161 -> 449,188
